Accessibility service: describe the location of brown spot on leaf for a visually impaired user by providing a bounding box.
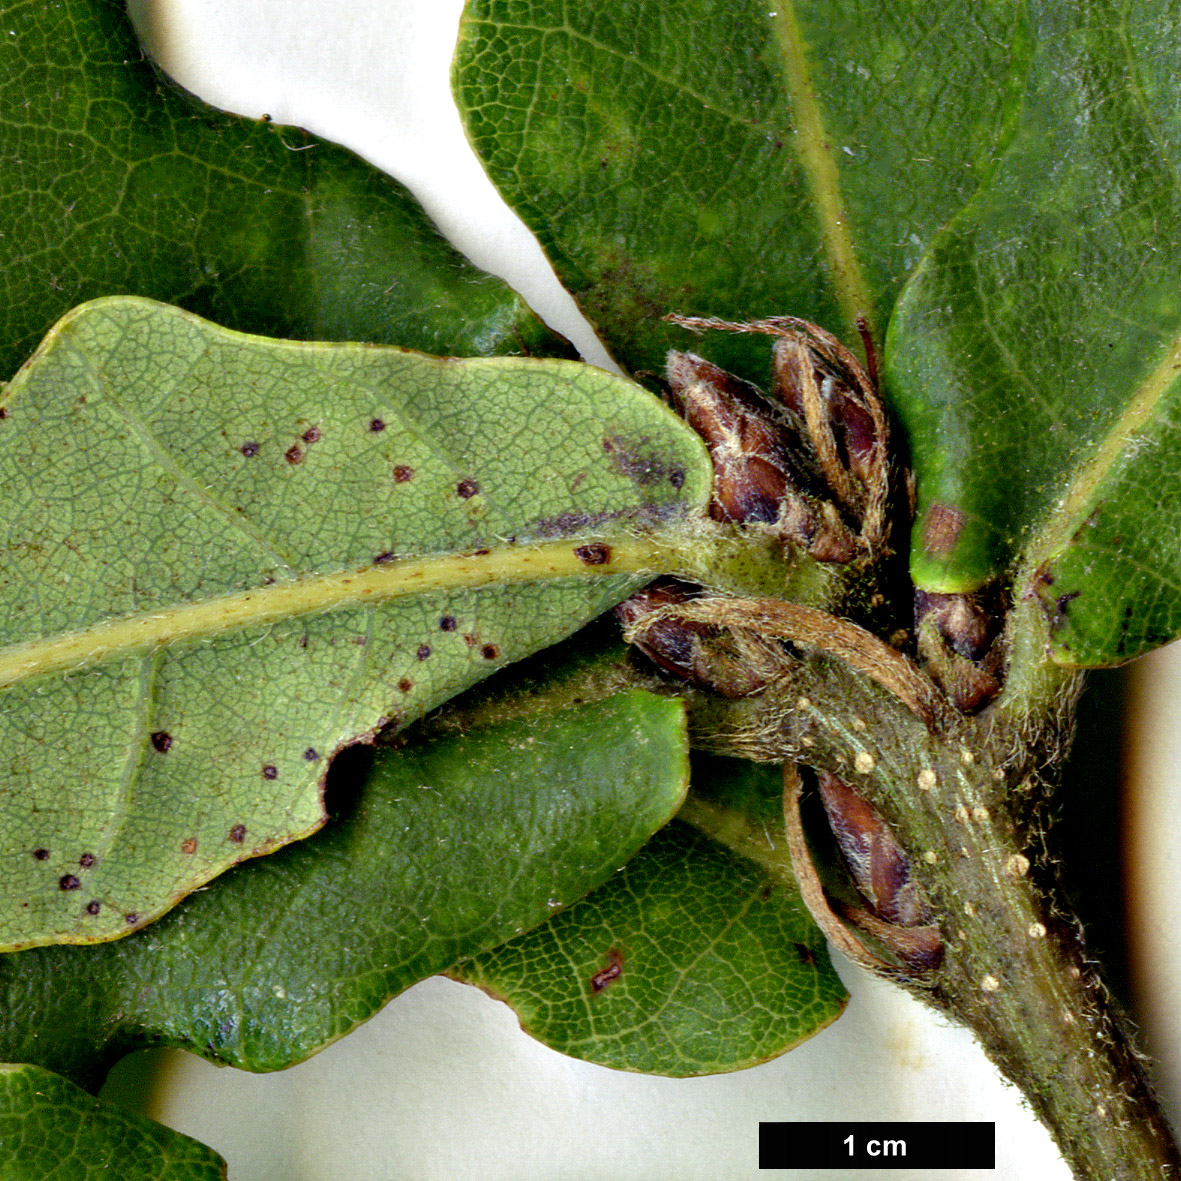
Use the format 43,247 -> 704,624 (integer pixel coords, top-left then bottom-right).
285,444 -> 303,465
0,408 -> 8,419
922,504 -> 967,557
369,418 -> 386,432
125,912 -> 139,925
181,837 -> 198,855
759,884 -> 774,902
373,551 -> 396,564
85,900 -> 101,916
393,465 -> 415,483
240,442 -> 260,457
32,848 -> 49,861
229,824 -> 246,843
302,426 -> 321,444
574,544 -> 612,566
1053,590 -> 1081,631
590,949 -> 625,993
417,644 -> 432,660
398,678 -> 413,693
150,730 -> 172,753
79,852 -> 95,868
463,634 -> 479,647
439,615 -> 457,631
602,435 -> 670,486
794,942 -> 816,966
304,747 -> 319,761
262,765 -> 278,780
481,644 -> 500,660
59,875 -> 80,891
457,478 -> 480,499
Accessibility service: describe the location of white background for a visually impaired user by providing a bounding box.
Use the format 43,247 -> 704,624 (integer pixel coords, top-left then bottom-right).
98,3 -> 1181,1178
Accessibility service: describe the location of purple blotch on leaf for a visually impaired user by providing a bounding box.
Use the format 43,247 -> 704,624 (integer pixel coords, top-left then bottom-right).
262,765 -> 278,780
240,442 -> 260,457
150,731 -> 172,753
32,848 -> 49,861
229,824 -> 247,843
59,875 -> 80,891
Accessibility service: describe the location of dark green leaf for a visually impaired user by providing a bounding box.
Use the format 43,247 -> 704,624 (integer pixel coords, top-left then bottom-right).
0,691 -> 688,1086
455,0 -> 1181,665
0,297 -> 709,949
453,0 -> 1025,386
887,0 -> 1181,661
451,757 -> 846,1076
0,1063 -> 225,1180
0,0 -> 568,379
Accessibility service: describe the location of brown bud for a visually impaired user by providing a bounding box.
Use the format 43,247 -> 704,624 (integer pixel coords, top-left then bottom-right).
665,351 -> 861,562
771,335 -> 880,504
818,771 -> 931,927
914,588 -> 1006,713
613,580 -> 771,698
667,352 -> 813,522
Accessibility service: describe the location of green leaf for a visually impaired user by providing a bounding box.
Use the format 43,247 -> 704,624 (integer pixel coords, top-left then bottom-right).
886,0 -> 1181,648
0,297 -> 709,949
0,0 -> 568,378
456,0 -> 1181,665
451,757 -> 846,1076
0,691 -> 689,1085
453,0 -> 1027,385
0,1063 -> 226,1180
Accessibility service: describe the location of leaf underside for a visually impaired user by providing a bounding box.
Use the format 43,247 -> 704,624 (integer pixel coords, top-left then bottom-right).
0,297 -> 709,949
0,692 -> 689,1087
454,0 -> 1181,665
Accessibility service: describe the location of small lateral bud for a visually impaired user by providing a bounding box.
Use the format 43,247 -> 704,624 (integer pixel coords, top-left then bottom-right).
613,579 -> 771,698
818,771 -> 931,927
914,586 -> 1007,713
771,334 -> 879,492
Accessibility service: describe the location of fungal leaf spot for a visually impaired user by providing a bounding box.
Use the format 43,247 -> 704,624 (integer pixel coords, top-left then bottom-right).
590,948 -> 625,993
573,544 -> 612,565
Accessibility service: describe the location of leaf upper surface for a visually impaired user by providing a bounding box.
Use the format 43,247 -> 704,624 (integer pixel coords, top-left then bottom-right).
453,0 -> 1025,384
455,0 -> 1181,663
0,1063 -> 226,1181
451,758 -> 846,1076
0,298 -> 709,949
0,0 -> 568,379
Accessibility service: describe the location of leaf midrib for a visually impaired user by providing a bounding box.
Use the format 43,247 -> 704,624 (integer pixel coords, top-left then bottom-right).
768,3 -> 873,338
1019,330 -> 1181,588
0,538 -> 659,690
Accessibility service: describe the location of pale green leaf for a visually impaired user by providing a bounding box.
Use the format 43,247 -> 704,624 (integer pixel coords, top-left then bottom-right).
0,297 -> 710,949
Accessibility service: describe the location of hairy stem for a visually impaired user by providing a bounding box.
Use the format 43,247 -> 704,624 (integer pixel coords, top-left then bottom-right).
689,648 -> 1180,1178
